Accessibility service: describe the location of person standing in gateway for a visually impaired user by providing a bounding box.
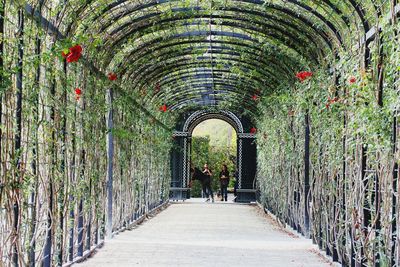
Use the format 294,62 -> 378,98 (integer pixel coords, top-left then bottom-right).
202,163 -> 214,202
219,164 -> 230,201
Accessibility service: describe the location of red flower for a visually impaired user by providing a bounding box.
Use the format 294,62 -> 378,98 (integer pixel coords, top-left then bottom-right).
250,127 -> 257,134
349,77 -> 356,84
252,94 -> 259,101
75,88 -> 82,100
70,44 -> 82,54
108,73 -> 117,81
296,71 -> 313,82
159,104 -> 168,112
67,53 -> 82,63
62,44 -> 83,63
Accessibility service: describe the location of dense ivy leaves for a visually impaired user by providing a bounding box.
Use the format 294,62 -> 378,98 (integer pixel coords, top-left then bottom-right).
0,0 -> 399,266
257,30 -> 400,265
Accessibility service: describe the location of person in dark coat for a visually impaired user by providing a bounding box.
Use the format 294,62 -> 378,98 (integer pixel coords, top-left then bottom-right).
202,163 -> 214,202
219,164 -> 230,201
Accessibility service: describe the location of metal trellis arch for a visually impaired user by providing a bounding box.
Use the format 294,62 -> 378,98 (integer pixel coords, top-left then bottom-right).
170,110 -> 257,202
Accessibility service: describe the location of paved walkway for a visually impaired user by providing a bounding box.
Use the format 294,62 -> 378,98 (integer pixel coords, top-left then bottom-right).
78,200 -> 332,267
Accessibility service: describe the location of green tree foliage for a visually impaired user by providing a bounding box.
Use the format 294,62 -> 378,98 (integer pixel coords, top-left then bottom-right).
191,136 -> 236,197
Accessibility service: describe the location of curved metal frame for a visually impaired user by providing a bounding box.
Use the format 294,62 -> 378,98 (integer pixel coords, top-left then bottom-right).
176,109 -> 247,190
183,110 -> 244,134
55,0 -> 379,114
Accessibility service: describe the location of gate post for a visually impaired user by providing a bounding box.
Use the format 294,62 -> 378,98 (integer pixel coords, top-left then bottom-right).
236,133 -> 257,202
182,136 -> 189,188
237,138 -> 243,190
170,131 -> 191,200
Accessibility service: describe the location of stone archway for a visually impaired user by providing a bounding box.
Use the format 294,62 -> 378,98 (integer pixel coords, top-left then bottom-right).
170,110 -> 257,202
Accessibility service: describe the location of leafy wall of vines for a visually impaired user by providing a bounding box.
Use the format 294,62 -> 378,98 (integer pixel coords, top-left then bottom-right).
256,18 -> 400,266
0,2 -> 172,266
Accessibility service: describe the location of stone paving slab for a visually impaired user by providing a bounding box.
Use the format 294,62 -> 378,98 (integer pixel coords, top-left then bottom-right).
77,200 -> 333,267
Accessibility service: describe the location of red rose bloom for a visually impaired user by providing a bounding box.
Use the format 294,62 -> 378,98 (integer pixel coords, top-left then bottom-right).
252,94 -> 259,101
349,77 -> 356,84
250,127 -> 257,134
70,44 -> 82,54
296,71 -> 313,82
62,44 -> 83,63
159,104 -> 168,112
67,53 -> 82,63
75,88 -> 82,100
108,73 -> 117,81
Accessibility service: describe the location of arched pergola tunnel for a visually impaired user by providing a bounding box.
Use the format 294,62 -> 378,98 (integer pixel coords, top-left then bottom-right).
0,0 -> 399,266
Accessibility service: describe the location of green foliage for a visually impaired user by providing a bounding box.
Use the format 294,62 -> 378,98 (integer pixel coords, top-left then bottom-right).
256,44 -> 398,264
193,119 -> 237,148
191,136 -> 236,197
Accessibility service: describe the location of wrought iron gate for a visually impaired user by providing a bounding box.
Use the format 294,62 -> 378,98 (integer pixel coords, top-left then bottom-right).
170,110 -> 257,202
